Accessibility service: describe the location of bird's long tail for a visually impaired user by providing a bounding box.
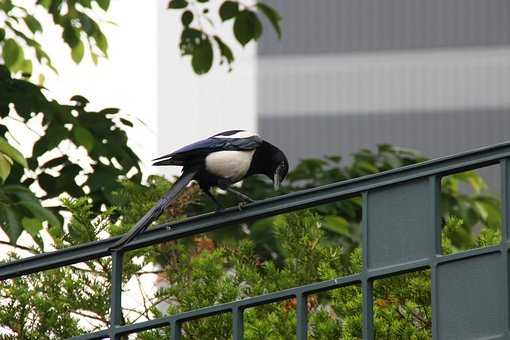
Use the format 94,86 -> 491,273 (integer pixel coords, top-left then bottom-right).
109,166 -> 200,251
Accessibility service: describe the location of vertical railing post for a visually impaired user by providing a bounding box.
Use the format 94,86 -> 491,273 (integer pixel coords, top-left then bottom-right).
362,279 -> 374,339
429,175 -> 441,340
233,306 -> 244,340
500,159 -> 510,335
361,192 -> 374,340
171,320 -> 181,340
296,293 -> 308,340
110,250 -> 123,339
501,159 -> 510,240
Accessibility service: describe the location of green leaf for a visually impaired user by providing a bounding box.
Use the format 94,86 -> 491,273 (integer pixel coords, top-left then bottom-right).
191,37 -> 213,75
38,173 -> 60,197
0,207 -> 22,244
322,215 -> 350,237
181,10 -> 193,26
71,39 -> 85,63
0,28 -> 5,41
0,137 -> 27,168
233,10 -> 262,46
256,2 -> 282,38
32,136 -> 49,159
19,200 -> 61,228
41,156 -> 68,169
96,0 -> 110,11
63,22 -> 80,48
119,118 -> 133,127
23,15 -> 43,33
47,124 -> 69,149
3,185 -> 37,202
38,0 -> 52,9
100,107 -> 120,115
214,36 -> 234,65
91,52 -> 99,64
21,59 -> 33,75
79,13 -> 94,34
473,201 -> 488,221
79,0 -> 92,8
94,30 -> 108,55
168,0 -> 188,9
180,28 -> 202,55
72,127 -> 95,151
2,39 -> 21,68
354,160 -> 378,174
71,95 -> 90,106
0,154 -> 11,182
22,217 -> 43,238
219,1 -> 238,21
467,174 -> 486,194
381,151 -> 402,168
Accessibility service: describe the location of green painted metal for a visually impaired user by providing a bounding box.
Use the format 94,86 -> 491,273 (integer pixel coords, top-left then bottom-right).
1,141 -> 510,339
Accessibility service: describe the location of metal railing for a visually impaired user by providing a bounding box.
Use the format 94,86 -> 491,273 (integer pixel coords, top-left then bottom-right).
2,141 -> 510,339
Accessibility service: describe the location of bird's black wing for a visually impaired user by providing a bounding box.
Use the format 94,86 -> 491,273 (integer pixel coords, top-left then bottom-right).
153,136 -> 263,166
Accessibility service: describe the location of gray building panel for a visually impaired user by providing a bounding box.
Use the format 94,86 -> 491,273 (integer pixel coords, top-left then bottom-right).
258,108 -> 510,167
259,0 -> 510,56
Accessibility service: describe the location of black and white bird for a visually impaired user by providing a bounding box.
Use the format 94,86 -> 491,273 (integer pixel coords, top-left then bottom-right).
110,130 -> 288,251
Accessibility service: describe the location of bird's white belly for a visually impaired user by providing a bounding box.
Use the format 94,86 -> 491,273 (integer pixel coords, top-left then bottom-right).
205,150 -> 255,183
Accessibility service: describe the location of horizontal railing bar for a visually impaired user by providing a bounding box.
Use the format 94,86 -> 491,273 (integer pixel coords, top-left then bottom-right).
3,141 -> 510,280
435,244 -> 502,265
69,330 -> 109,340
69,275 -> 361,339
367,258 -> 431,279
161,274 -> 361,324
115,317 -> 171,337
69,316 -> 172,340
365,245 -> 504,279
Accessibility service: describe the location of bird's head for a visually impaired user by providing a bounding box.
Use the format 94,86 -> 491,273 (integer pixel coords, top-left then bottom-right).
259,142 -> 288,190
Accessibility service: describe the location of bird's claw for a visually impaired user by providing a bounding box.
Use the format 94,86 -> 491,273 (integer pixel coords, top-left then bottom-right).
237,201 -> 248,211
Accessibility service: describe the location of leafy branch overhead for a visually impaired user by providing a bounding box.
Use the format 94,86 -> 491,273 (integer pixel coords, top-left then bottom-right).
168,0 -> 282,74
0,66 -> 140,247
0,0 -> 110,78
0,137 -> 55,248
1,0 -> 281,78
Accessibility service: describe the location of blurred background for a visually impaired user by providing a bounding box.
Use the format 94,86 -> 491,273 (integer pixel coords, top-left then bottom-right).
257,0 -> 510,167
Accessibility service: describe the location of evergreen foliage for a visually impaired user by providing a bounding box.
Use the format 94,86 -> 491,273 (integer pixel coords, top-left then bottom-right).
0,148 -> 502,338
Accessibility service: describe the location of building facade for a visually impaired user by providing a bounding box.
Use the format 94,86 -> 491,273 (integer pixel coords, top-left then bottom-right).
257,0 -> 510,169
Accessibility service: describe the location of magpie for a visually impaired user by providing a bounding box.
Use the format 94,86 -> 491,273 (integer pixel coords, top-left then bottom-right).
109,130 -> 288,251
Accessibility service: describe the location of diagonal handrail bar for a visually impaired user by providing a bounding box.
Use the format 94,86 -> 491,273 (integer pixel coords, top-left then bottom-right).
2,140 -> 510,280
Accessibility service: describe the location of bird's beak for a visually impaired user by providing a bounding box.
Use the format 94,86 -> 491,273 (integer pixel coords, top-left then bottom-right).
274,171 -> 281,190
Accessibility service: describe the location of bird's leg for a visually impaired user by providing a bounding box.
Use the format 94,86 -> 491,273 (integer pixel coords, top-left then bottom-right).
203,189 -> 224,212
226,187 -> 255,206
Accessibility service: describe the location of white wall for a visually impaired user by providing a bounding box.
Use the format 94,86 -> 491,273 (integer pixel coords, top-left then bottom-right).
156,0 -> 257,176
39,0 -> 159,174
